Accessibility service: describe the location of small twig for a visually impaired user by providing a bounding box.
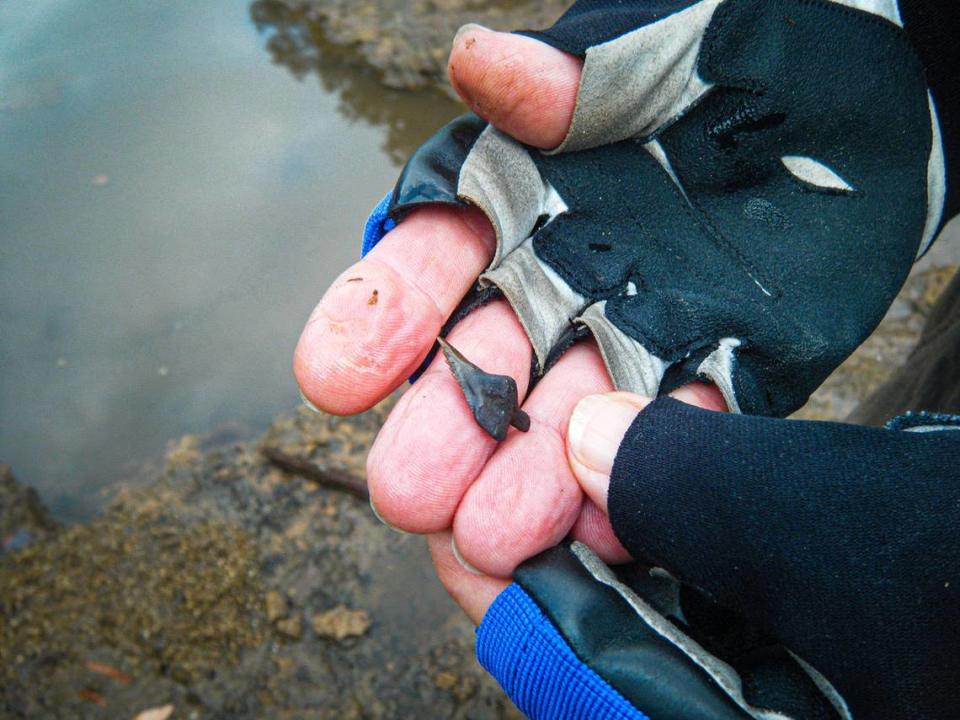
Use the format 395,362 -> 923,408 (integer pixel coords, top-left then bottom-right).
259,446 -> 369,501
84,659 -> 132,685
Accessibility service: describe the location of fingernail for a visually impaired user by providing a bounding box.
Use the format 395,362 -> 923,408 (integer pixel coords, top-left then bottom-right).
568,393 -> 648,491
451,536 -> 483,576
369,498 -> 411,535
453,23 -> 494,47
299,388 -> 322,414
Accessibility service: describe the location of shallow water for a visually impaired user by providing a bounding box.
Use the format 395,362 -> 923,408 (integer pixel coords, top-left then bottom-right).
0,0 -> 462,520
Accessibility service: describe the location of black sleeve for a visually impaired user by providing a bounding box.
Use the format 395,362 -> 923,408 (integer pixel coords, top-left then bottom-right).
608,398 -> 960,720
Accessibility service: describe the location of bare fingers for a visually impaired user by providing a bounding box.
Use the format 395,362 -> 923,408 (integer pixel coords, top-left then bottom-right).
366,298 -> 532,533
450,376 -> 727,577
452,341 -> 613,578
294,205 -> 495,415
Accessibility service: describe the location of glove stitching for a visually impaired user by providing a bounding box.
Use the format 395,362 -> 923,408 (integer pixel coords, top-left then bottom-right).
681,182 -> 782,300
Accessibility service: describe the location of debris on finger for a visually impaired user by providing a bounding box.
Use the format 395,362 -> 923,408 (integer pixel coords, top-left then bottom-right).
438,337 -> 530,441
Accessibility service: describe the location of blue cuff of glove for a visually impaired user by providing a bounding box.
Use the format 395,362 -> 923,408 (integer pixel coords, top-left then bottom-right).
477,583 -> 649,720
361,191 -> 396,258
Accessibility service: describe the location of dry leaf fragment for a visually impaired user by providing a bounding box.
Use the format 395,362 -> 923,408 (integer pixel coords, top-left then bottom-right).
265,591 -> 288,623
275,614 -> 304,640
435,671 -> 458,689
133,704 -> 175,720
79,688 -> 106,705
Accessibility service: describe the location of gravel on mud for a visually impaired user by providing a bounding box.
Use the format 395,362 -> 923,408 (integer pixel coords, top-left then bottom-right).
1,402 -> 521,719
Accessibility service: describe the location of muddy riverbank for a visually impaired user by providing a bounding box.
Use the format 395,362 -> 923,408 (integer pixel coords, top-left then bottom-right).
1,401 -> 522,719
252,0 -> 569,95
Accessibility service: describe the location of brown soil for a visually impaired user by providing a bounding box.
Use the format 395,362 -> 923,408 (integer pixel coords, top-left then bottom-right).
1,402 -> 521,719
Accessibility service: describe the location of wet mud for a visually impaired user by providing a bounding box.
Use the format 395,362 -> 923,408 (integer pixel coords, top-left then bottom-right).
1,402 -> 522,719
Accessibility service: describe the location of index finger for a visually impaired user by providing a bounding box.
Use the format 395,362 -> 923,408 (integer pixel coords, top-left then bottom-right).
294,204 -> 495,415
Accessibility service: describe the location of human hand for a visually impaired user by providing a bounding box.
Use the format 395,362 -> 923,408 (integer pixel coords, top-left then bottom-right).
292,2 -> 956,716
296,0 -> 944,616
425,385 -> 957,718
293,25 -> 725,588
368,0 -> 944,419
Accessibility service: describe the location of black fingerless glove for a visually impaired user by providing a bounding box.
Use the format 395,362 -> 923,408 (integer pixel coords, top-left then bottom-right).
370,0 -> 953,418
608,400 -> 960,719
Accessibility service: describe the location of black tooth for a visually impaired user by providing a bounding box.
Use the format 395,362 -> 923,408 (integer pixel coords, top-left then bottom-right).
438,337 -> 528,441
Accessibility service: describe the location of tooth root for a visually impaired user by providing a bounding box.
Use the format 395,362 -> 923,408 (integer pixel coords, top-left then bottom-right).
481,240 -> 585,372
576,303 -> 667,397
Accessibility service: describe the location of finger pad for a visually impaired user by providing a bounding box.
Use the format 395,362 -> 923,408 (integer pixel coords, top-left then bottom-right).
454,427 -> 584,578
294,263 -> 440,414
367,372 -> 496,533
365,300 -> 532,532
453,342 -> 614,576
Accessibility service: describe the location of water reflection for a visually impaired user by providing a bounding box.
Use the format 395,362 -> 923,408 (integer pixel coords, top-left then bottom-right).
0,0 -> 459,521
251,0 -> 463,164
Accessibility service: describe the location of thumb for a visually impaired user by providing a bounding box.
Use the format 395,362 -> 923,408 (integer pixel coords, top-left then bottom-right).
567,384 -> 726,514
566,392 -> 650,515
